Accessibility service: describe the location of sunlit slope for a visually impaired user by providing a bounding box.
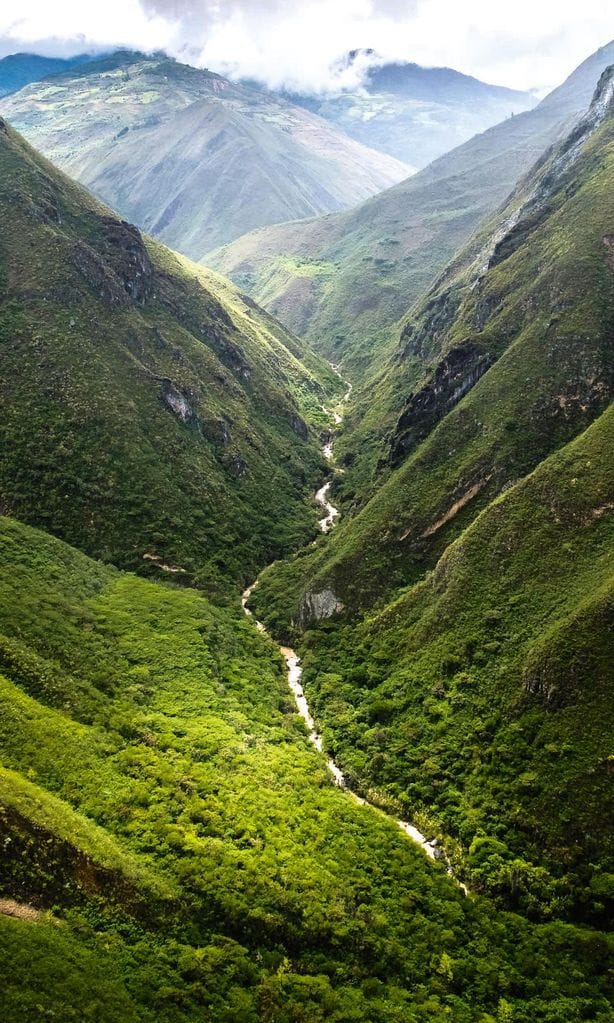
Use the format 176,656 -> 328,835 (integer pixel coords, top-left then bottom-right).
0,117 -> 341,594
3,515 -> 612,1019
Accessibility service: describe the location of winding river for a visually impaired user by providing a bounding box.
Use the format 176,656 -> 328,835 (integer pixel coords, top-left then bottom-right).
242,381 -> 465,884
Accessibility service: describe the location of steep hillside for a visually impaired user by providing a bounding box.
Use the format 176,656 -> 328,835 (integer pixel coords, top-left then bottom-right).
0,52 -> 95,98
4,516 -> 614,1021
298,404 -> 614,921
0,51 -> 409,257
247,69 -> 614,923
208,41 -> 614,371
0,116 -> 341,595
282,54 -> 535,169
251,66 -> 614,622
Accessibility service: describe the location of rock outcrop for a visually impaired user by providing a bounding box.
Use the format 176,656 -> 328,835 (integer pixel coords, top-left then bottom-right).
389,341 -> 493,466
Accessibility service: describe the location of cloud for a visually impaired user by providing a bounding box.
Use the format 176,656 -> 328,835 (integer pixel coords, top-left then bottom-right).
0,0 -> 171,58
0,0 -> 612,93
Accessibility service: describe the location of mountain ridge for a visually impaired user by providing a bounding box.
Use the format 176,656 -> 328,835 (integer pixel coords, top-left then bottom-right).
207,40 -> 614,377
0,51 -> 410,257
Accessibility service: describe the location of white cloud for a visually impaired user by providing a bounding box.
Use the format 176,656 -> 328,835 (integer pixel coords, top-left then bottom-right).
0,0 -> 612,93
0,0 -> 172,58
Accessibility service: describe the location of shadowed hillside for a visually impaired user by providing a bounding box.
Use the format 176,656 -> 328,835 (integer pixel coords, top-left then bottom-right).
0,116 -> 342,595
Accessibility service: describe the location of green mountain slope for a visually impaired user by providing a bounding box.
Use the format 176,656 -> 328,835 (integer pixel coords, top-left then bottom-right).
0,51 -> 409,257
1,514 -> 613,1022
207,41 -> 614,373
0,115 -> 342,595
298,404 -> 614,920
251,66 -> 614,621
248,70 -> 614,925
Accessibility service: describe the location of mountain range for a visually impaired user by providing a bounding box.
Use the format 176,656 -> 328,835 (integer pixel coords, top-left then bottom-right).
275,51 -> 535,169
0,51 -> 410,256
208,41 -> 614,377
0,30 -> 613,1023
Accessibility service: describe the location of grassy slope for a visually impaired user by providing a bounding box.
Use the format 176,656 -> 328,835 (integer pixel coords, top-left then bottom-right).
299,405 -> 614,920
0,117 -> 343,596
248,78 -> 614,925
0,52 -> 408,257
251,82 -> 614,622
3,515 -> 613,1021
207,41 -> 614,375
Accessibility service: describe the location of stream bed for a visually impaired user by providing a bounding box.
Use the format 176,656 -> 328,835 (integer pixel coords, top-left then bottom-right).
241,382 -> 466,885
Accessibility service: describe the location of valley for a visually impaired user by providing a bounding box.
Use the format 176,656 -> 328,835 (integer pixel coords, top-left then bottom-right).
242,380 -> 451,873
0,20 -> 612,1023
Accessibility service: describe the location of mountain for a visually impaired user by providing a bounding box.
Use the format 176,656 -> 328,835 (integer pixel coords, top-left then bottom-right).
208,41 -> 614,374
1,48 -> 614,1023
3,516 -> 614,1021
248,68 -> 614,917
278,53 -> 535,169
0,51 -> 409,258
0,52 -> 96,98
0,114 -> 343,596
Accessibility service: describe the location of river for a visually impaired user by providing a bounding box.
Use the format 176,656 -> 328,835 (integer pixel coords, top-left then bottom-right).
242,380 -> 466,885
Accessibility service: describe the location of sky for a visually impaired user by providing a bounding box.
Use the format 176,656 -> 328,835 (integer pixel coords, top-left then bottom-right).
0,0 -> 612,94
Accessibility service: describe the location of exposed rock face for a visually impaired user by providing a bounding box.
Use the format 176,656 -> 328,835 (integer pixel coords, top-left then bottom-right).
485,65 -> 614,276
72,240 -> 130,306
159,379 -> 199,426
298,588 -> 344,626
398,289 -> 463,363
221,339 -> 251,379
388,342 -> 494,466
72,218 -> 155,306
291,414 -> 309,439
99,217 -> 155,303
223,454 -> 249,478
202,416 -> 232,446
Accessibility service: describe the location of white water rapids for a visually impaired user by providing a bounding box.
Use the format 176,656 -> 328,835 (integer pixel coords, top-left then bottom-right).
241,380 -> 466,884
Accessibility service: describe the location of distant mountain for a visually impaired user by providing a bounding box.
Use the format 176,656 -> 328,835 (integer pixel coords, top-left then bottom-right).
0,51 -> 409,258
208,41 -> 614,375
278,52 -> 536,169
0,51 -> 96,97
0,115 -> 342,596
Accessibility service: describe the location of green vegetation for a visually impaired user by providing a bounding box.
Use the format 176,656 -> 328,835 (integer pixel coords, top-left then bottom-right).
298,406 -> 614,920
249,69 -> 614,929
252,74 -> 614,621
0,116 -> 342,597
208,41 -> 614,379
1,44 -> 614,1023
1,514 -> 613,1021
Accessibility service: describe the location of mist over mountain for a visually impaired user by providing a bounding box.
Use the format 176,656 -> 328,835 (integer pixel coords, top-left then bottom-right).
271,52 -> 536,168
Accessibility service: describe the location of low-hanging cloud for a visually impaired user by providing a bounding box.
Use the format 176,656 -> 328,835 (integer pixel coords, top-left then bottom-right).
1,0 -> 613,93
